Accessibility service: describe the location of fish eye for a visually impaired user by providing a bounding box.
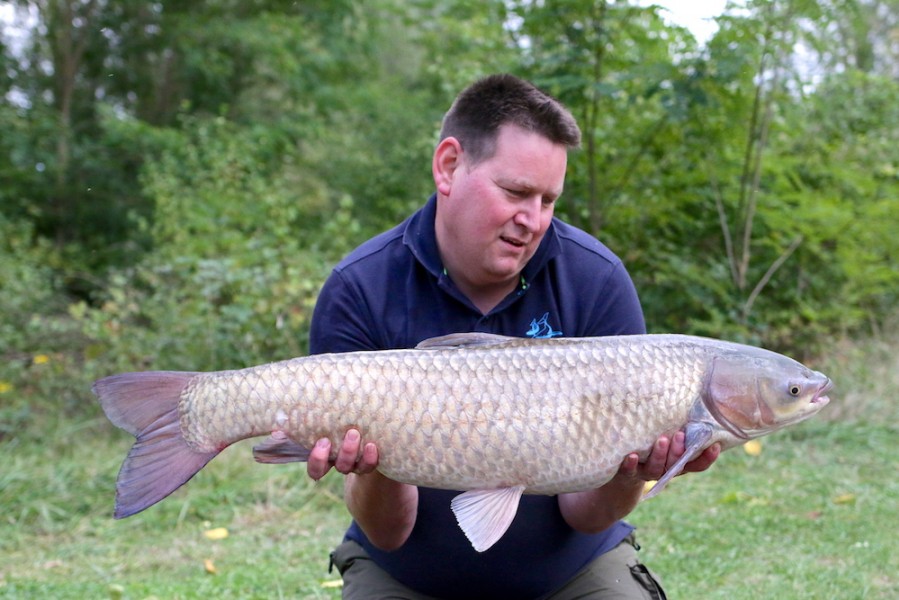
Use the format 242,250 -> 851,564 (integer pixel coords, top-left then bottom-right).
789,384 -> 802,396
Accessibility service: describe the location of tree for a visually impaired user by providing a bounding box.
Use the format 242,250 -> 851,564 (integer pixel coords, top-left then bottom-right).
508,0 -> 698,234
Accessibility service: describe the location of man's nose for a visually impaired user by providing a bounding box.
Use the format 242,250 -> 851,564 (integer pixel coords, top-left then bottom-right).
513,197 -> 542,231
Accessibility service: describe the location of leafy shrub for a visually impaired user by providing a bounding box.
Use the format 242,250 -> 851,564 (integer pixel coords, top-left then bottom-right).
0,214 -> 94,436
76,115 -> 361,374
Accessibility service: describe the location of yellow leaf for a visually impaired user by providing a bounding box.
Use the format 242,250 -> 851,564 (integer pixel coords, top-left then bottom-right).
720,490 -> 752,505
0,381 -> 12,394
33,354 -> 50,365
833,493 -> 856,505
321,580 -> 344,589
204,558 -> 217,574
743,440 -> 762,456
203,527 -> 229,540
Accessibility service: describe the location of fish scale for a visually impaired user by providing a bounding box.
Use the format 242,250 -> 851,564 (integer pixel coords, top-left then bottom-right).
94,332 -> 831,552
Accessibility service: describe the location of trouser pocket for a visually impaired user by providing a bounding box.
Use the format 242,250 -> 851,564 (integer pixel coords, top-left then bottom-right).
329,539 -> 367,575
628,562 -> 667,600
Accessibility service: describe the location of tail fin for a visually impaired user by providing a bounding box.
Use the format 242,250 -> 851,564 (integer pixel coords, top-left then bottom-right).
92,371 -> 218,519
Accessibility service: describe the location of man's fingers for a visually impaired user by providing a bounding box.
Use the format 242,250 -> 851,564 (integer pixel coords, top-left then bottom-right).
334,429 -> 362,473
618,452 -> 639,477
306,430 -> 380,481
684,443 -> 721,473
668,430 -> 686,469
356,442 -> 379,475
307,438 -> 332,481
642,435 -> 669,479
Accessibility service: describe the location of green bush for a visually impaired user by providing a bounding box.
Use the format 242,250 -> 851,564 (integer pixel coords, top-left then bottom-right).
0,214 -> 93,436
76,116 -> 360,375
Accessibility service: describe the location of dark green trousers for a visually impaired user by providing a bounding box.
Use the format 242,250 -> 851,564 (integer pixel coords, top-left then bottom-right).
330,534 -> 666,600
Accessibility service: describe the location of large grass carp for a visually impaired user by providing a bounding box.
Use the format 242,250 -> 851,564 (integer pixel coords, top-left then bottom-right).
93,332 -> 831,551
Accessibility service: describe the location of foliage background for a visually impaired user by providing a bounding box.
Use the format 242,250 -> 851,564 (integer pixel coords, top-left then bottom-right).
3,1 -> 897,387
1,0 -> 897,596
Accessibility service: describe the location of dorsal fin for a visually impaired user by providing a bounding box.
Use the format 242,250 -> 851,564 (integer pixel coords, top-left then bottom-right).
415,332 -> 517,350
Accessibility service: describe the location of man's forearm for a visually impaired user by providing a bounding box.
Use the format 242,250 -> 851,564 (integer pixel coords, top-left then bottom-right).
345,471 -> 419,551
557,468 -> 644,534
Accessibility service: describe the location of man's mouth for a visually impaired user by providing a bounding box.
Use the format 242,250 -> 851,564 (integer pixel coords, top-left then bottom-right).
501,235 -> 526,248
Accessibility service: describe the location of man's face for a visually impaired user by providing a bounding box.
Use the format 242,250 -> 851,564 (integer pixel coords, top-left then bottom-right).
435,124 -> 568,303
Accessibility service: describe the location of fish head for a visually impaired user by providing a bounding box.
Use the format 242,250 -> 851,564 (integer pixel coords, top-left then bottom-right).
705,347 -> 832,438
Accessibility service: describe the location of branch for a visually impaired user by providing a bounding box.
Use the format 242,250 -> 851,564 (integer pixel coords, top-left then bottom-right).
710,174 -> 738,286
741,234 -> 804,322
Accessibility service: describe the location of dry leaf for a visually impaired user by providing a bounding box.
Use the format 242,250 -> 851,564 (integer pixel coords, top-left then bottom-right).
204,558 -> 217,574
743,440 -> 762,456
204,527 -> 229,540
833,493 -> 856,505
321,580 -> 344,589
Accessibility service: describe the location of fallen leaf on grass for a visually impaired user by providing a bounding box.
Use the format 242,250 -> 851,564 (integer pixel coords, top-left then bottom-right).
833,493 -> 856,505
204,559 -> 217,574
204,527 -> 229,540
720,490 -> 751,504
742,440 -> 762,456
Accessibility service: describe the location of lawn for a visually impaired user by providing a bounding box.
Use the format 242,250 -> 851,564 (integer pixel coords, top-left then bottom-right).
1,335 -> 896,599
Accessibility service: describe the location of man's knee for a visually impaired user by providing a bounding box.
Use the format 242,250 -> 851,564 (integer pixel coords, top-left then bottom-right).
330,540 -> 438,600
546,534 -> 667,600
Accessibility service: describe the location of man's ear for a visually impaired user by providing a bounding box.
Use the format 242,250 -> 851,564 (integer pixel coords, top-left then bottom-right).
432,137 -> 464,196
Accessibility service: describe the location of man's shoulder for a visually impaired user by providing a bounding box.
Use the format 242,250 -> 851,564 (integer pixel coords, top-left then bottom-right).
550,218 -> 623,268
333,222 -> 409,275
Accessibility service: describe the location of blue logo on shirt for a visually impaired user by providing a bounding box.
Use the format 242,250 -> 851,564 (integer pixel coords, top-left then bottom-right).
526,313 -> 563,339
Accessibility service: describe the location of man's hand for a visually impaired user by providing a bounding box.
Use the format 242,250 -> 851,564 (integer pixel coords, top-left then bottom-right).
559,431 -> 721,534
306,428 -> 380,481
304,428 -> 417,551
618,430 -> 720,482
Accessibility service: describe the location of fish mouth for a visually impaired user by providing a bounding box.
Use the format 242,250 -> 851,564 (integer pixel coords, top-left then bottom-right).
811,377 -> 833,406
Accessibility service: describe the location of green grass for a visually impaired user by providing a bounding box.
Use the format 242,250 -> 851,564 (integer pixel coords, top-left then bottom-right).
1,334 -> 897,599
1,431 -> 349,599
631,419 -> 897,598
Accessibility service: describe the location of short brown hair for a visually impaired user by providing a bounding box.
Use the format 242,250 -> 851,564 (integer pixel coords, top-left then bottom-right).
439,74 -> 581,164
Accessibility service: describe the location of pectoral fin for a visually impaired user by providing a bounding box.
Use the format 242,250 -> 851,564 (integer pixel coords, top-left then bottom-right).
450,485 -> 526,552
642,421 -> 715,500
253,431 -> 312,464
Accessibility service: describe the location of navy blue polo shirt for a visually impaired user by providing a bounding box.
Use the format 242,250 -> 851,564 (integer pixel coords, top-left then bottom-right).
309,194 -> 646,599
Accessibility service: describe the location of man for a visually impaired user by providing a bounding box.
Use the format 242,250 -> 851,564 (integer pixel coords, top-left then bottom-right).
306,74 -> 719,599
